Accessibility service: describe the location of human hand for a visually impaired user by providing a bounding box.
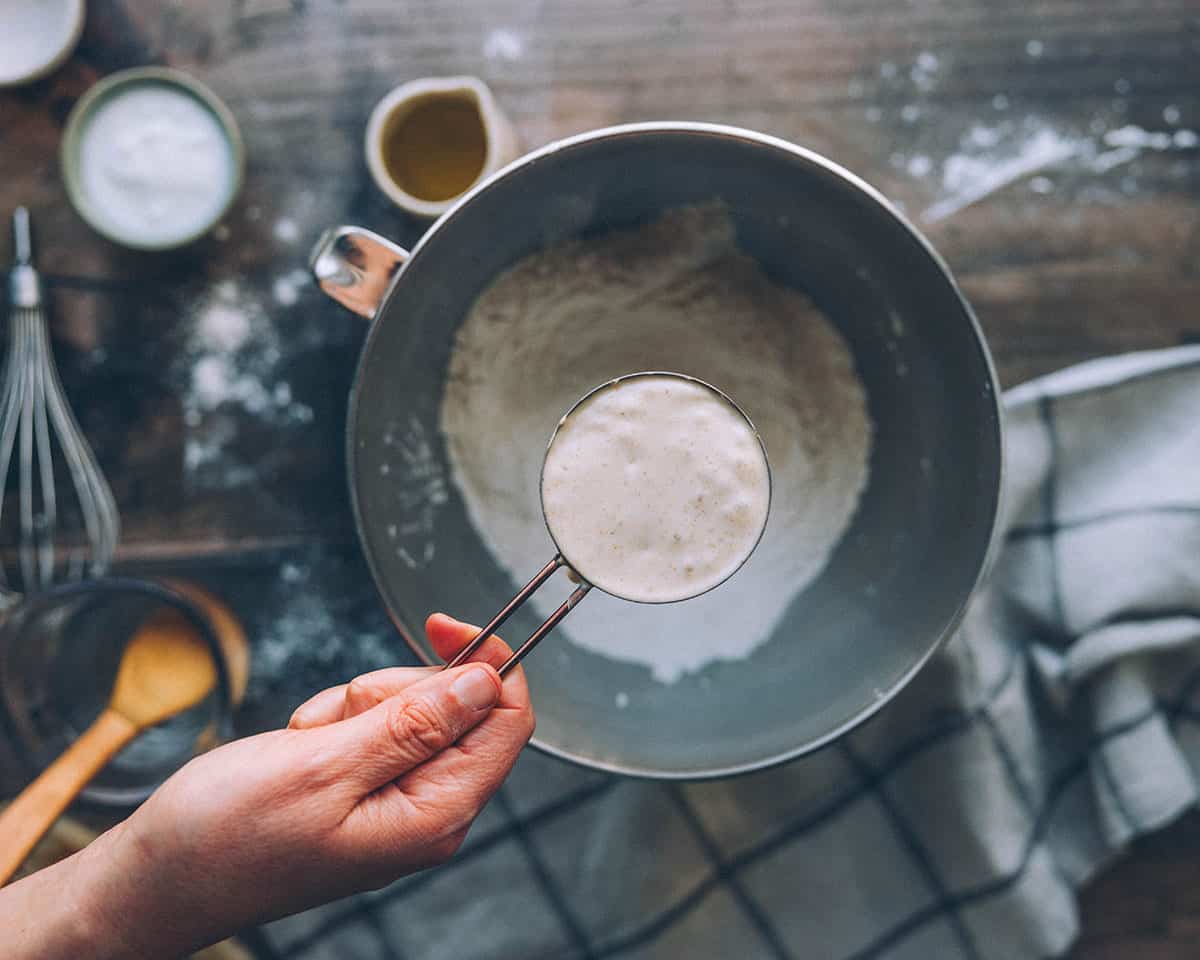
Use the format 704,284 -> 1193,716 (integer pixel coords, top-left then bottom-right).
3,614 -> 533,960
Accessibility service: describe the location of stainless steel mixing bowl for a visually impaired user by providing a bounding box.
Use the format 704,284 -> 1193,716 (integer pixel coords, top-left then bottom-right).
311,122 -> 1003,779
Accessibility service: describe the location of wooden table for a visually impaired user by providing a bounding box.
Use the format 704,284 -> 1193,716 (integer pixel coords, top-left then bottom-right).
1,1 -> 1198,955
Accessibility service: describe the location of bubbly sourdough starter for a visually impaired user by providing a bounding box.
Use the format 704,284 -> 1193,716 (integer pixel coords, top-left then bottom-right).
541,375 -> 770,603
442,205 -> 872,683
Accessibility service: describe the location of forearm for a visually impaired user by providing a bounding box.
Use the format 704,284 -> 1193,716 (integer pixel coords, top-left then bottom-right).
0,638 -> 530,957
0,817 -> 209,960
1,822 -> 128,960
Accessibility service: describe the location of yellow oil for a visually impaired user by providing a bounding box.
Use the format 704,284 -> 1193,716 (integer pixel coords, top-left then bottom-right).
382,96 -> 487,202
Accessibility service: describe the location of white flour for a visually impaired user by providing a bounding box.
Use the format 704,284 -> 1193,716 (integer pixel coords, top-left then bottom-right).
76,85 -> 235,246
179,280 -> 314,484
922,119 -> 1199,222
272,268 -> 310,306
441,206 -> 872,682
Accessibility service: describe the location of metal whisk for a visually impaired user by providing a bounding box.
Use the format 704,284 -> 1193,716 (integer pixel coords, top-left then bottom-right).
0,208 -> 119,591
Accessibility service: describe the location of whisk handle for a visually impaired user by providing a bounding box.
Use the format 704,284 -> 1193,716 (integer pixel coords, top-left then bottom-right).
12,206 -> 31,265
9,207 -> 40,308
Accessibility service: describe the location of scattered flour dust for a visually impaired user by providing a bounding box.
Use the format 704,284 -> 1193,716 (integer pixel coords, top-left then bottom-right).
273,217 -> 300,244
272,268 -> 310,307
441,205 -> 872,682
181,279 -> 314,483
482,27 -> 524,61
922,119 -> 1200,222
244,559 -> 396,711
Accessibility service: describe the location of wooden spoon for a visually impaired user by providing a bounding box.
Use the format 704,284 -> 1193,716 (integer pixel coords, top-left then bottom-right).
0,604 -> 218,884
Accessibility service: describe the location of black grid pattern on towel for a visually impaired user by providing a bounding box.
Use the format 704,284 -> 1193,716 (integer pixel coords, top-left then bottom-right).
262,667 -> 1200,960
254,358 -> 1200,960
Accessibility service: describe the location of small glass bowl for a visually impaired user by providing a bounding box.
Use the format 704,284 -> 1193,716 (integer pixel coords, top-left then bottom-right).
59,66 -> 245,250
0,578 -> 234,807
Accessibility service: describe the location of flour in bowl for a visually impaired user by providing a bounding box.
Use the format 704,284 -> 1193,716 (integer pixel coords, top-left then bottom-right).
541,373 -> 770,603
441,205 -> 872,682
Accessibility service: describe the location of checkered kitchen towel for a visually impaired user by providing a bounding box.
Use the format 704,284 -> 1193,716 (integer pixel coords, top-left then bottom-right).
261,345 -> 1200,960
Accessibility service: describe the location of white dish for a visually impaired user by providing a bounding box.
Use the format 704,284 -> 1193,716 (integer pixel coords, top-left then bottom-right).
0,0 -> 86,88
61,68 -> 244,251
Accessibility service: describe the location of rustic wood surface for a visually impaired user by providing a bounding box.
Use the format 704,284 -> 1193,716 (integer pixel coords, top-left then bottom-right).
1,1 -> 1198,956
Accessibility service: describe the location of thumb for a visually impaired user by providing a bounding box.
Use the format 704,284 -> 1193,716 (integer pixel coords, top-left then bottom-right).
324,664 -> 502,793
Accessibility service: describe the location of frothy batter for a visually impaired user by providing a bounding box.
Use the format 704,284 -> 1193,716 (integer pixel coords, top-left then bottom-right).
541,374 -> 770,603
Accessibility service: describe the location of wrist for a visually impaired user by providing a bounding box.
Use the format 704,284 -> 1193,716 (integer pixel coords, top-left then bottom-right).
73,809 -> 211,960
18,813 -> 203,960
67,820 -> 154,960
0,822 -> 129,960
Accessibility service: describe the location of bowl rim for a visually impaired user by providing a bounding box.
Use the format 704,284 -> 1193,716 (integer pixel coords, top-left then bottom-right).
0,0 -> 86,89
59,65 -> 246,251
0,577 -> 235,805
346,121 -> 1006,780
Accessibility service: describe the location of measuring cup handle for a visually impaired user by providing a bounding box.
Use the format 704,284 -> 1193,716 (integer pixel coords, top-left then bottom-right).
445,553 -> 596,674
444,555 -> 565,669
498,581 -> 592,676
309,226 -> 408,322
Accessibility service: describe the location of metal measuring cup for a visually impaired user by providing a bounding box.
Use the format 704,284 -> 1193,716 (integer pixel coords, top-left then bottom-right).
444,371 -> 771,677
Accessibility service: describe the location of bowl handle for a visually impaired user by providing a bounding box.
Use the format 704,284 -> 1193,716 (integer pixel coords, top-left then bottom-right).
309,226 -> 408,321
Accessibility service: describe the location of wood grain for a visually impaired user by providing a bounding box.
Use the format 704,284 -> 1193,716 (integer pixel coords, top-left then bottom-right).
1071,812 -> 1200,959
1,0 -> 1198,955
1,0 -> 1197,550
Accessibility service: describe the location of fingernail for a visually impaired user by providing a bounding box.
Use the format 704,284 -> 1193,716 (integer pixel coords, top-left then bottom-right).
452,666 -> 500,711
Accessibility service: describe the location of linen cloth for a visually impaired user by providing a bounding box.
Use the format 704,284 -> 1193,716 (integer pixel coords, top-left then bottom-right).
262,345 -> 1200,960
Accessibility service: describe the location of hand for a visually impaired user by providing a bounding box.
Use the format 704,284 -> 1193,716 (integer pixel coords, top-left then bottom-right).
1,614 -> 534,960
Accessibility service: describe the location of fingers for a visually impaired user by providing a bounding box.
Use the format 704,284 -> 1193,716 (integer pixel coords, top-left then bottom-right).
335,617 -> 535,865
288,667 -> 438,729
345,654 -> 534,864
341,666 -> 438,719
292,610 -> 531,734
326,664 -> 503,792
399,683 -> 535,816
350,691 -> 533,869
425,614 -> 531,705
396,616 -> 535,818
288,684 -> 348,729
426,613 -> 517,672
